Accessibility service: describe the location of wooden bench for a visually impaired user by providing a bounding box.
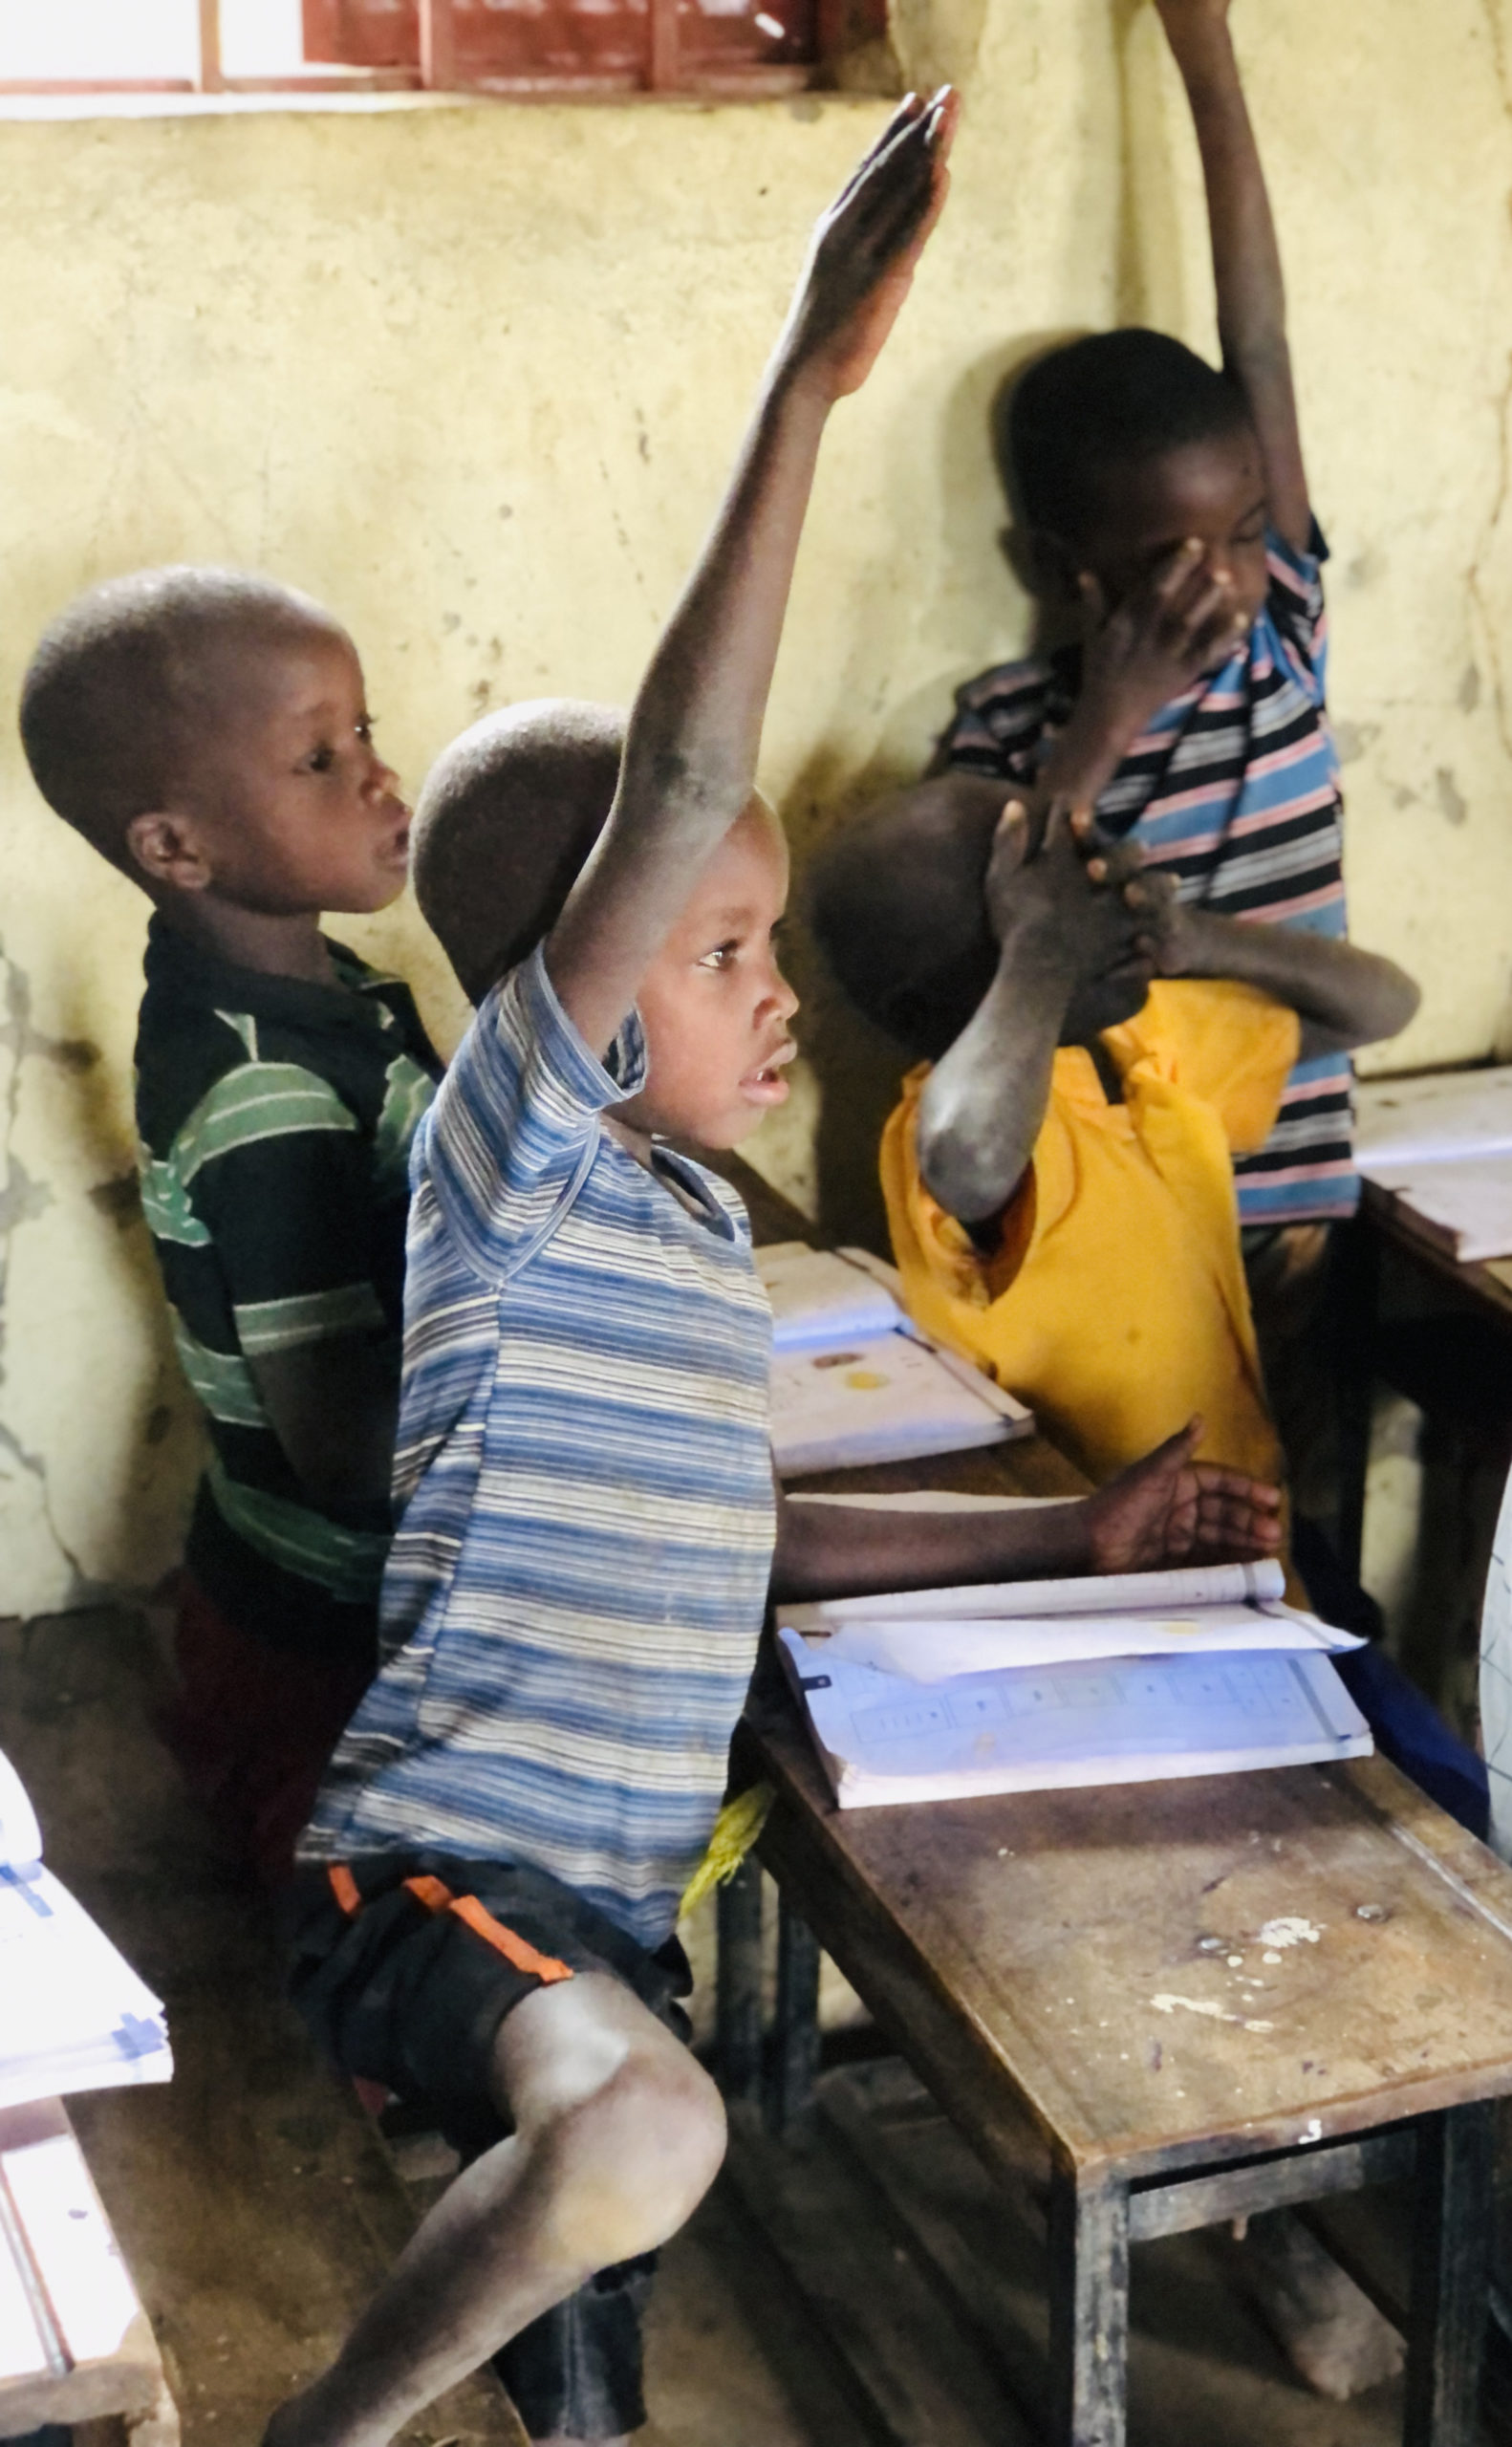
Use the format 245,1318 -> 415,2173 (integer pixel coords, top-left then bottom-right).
0,2094 -> 175,2445
0,1607 -> 526,2447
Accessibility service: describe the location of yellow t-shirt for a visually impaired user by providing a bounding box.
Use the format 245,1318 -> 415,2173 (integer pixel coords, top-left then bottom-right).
880,980 -> 1300,1491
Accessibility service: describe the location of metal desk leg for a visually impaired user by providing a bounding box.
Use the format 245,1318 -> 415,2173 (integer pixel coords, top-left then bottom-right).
767,1892 -> 821,2138
1048,2164 -> 1130,2447
1405,2102 -> 1492,2446
1335,1213 -> 1382,1583
716,1854 -> 764,2106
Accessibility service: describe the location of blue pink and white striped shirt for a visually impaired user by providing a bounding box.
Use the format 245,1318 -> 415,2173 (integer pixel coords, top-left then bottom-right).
942,527 -> 1354,1226
301,946 -> 776,1947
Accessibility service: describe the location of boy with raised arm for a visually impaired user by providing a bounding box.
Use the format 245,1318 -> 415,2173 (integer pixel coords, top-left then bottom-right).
273,97 -> 1280,2447
922,0 -> 1356,1496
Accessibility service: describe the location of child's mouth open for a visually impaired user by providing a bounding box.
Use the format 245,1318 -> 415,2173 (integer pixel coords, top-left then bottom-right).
740,1038 -> 797,1106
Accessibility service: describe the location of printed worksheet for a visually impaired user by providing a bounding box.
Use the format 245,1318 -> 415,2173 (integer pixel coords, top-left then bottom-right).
781,1632 -> 1372,1808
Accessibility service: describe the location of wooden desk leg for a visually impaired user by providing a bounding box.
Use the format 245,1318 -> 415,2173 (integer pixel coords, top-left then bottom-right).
716,1856 -> 765,2106
767,1894 -> 822,2138
1335,1213 -> 1381,1583
1404,2102 -> 1492,2447
1048,2164 -> 1130,2447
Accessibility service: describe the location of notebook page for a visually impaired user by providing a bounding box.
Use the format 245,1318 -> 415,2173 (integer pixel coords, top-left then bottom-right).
780,1632 -> 1371,1809
801,1602 -> 1361,1680
756,1244 -> 903,1353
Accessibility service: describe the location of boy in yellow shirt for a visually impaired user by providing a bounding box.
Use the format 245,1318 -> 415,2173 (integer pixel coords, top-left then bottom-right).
811,782 -> 1489,1842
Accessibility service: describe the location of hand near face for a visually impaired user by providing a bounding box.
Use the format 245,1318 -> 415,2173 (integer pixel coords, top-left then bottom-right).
1078,539 -> 1250,743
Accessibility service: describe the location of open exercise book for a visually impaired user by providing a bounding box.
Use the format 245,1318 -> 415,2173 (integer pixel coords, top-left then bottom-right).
1356,1067 -> 1512,1263
757,1242 -> 1032,1474
778,1552 -> 1372,1808
0,1751 -> 171,2112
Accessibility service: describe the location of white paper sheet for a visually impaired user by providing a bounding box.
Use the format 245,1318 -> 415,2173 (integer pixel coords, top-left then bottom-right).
781,1631 -> 1372,1808
792,1601 -> 1363,1680
0,1749 -> 41,1874
755,1243 -> 903,1352
786,1556 -> 1287,1630
0,1858 -> 171,2112
787,1490 -> 1067,1513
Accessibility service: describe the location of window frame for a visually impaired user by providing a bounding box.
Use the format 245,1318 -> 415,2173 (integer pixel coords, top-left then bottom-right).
0,0 -> 859,100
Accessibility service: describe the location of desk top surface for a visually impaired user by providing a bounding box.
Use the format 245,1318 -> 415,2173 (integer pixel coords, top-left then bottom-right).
750,1706 -> 1512,2185
1363,1174 -> 1512,1321
722,1156 -> 1512,2186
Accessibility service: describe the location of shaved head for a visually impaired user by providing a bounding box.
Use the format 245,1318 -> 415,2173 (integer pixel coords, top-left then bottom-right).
20,565 -> 340,869
808,776 -> 1007,1059
413,699 -> 626,1002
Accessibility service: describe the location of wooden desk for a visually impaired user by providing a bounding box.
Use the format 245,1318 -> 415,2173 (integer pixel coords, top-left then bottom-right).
719,1156 -> 1512,2446
1337,1180 -> 1512,1579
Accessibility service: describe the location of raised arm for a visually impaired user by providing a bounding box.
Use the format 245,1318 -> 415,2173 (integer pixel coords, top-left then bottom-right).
1154,0 -> 1310,552
1129,875 -> 1421,1056
545,93 -> 956,1057
918,804 -> 1148,1224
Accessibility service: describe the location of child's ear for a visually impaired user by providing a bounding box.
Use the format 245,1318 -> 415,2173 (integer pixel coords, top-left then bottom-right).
1005,525 -> 1082,608
123,810 -> 213,894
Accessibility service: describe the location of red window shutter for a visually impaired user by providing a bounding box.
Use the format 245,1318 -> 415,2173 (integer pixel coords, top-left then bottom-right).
305,0 -> 850,79
303,1 -> 420,67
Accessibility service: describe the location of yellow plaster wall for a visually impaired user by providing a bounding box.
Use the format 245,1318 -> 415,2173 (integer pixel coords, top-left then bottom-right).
0,0 -> 1507,1610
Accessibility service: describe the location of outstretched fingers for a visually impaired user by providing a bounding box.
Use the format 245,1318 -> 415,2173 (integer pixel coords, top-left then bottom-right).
835,86 -> 956,259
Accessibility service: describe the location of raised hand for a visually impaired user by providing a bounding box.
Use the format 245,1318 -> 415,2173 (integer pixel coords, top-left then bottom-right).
987,798 -> 1151,984
781,88 -> 958,400
1083,1418 -> 1284,1575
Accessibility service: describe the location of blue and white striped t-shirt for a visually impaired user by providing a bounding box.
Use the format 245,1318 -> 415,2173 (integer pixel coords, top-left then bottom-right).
300,945 -> 777,1948
943,527 -> 1354,1227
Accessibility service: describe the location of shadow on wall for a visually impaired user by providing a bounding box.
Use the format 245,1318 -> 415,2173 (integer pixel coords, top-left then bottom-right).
785,329 -> 1087,1252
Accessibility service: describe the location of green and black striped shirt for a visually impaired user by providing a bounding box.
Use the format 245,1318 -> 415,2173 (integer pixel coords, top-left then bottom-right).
134,918 -> 441,1664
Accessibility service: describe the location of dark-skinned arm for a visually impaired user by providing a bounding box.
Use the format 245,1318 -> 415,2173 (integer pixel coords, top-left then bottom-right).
545,93 -> 957,1060
1128,871 -> 1420,1058
249,1337 -> 398,1512
1154,0 -> 1310,552
917,804 -> 1150,1224
771,1417 -> 1282,1596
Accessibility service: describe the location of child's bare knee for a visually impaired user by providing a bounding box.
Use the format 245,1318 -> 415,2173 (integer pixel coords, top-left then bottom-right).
548,2041 -> 725,2266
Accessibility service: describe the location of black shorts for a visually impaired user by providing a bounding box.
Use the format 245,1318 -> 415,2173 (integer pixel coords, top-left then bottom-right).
285,1851 -> 694,2439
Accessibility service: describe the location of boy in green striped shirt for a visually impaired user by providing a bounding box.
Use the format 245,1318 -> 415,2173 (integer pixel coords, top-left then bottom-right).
21,569 -> 441,1881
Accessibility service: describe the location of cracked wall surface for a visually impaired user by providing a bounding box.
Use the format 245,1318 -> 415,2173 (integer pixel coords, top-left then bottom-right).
0,0 -> 1507,1610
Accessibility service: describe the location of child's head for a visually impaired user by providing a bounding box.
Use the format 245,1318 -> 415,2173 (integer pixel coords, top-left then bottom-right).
21,567 -> 410,920
810,776 -> 1150,1060
415,701 -> 798,1150
999,330 -> 1269,639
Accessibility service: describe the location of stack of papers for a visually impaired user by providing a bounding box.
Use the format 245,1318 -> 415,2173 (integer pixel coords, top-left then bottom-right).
779,1557 -> 1372,1808
1357,1068 -> 1512,1262
758,1243 -> 1032,1475
0,1752 -> 171,2112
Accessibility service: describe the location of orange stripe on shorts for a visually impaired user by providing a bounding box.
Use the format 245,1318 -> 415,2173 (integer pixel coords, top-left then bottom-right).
447,1894 -> 574,1984
328,1864 -> 361,1916
402,1873 -> 455,1915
